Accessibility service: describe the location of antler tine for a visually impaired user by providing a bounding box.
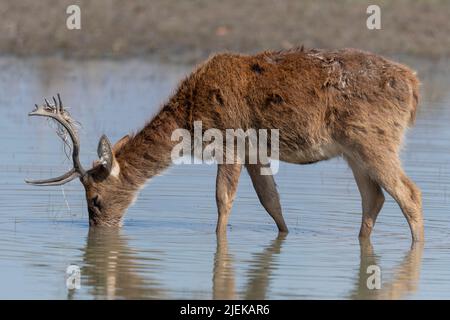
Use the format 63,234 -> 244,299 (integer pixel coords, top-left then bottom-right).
26,94 -> 86,186
51,96 -> 59,114
44,98 -> 51,108
57,93 -> 63,107
57,93 -> 64,113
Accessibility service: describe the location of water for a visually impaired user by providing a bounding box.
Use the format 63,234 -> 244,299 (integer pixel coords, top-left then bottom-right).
0,56 -> 450,299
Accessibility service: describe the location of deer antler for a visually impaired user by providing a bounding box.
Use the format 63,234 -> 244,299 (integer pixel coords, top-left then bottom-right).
25,94 -> 86,186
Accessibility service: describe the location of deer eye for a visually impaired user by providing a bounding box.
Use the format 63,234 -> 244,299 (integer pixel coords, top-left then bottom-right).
91,195 -> 102,209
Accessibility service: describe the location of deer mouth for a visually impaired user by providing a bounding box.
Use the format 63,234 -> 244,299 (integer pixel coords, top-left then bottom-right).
88,208 -> 99,226
88,208 -> 124,227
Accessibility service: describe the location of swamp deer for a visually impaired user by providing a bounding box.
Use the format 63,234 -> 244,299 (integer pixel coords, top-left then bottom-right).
26,48 -> 423,242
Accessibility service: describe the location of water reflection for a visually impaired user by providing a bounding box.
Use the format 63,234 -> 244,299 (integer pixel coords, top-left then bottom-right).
213,233 -> 286,299
349,239 -> 423,299
77,230 -> 286,299
213,233 -> 236,299
80,228 -> 166,299
78,229 -> 422,299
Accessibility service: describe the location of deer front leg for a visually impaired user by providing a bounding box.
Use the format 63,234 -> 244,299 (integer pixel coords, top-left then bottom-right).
246,164 -> 289,233
216,164 -> 242,234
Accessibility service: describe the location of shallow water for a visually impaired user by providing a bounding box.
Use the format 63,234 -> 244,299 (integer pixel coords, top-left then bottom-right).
0,56 -> 450,299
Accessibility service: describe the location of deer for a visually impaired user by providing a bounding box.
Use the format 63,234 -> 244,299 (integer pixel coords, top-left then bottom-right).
26,47 -> 423,242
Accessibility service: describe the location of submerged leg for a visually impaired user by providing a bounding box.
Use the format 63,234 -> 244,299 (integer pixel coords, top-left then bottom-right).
349,149 -> 423,242
246,163 -> 288,233
215,164 -> 242,234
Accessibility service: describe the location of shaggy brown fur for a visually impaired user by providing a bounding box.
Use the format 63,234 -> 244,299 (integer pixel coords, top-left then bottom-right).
70,48 -> 423,241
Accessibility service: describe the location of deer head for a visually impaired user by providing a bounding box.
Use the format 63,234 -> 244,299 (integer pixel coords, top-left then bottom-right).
26,95 -> 135,227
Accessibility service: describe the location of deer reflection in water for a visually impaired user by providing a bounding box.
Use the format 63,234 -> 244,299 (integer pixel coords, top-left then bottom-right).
213,233 -> 286,299
76,228 -> 285,299
79,229 -> 166,299
349,239 -> 423,299
213,234 -> 423,300
73,230 -> 421,299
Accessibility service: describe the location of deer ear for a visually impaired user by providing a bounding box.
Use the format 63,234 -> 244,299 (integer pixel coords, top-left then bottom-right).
97,135 -> 114,173
113,134 -> 130,154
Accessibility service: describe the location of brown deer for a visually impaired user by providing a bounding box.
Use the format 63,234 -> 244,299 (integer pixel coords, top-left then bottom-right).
26,48 -> 423,242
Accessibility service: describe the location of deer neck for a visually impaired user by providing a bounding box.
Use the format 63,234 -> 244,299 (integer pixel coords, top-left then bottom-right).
114,101 -> 187,188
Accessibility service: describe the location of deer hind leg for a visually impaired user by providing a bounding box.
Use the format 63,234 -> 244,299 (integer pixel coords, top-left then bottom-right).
216,164 -> 242,234
346,156 -> 385,238
349,149 -> 423,242
246,163 -> 289,233
380,167 -> 423,242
